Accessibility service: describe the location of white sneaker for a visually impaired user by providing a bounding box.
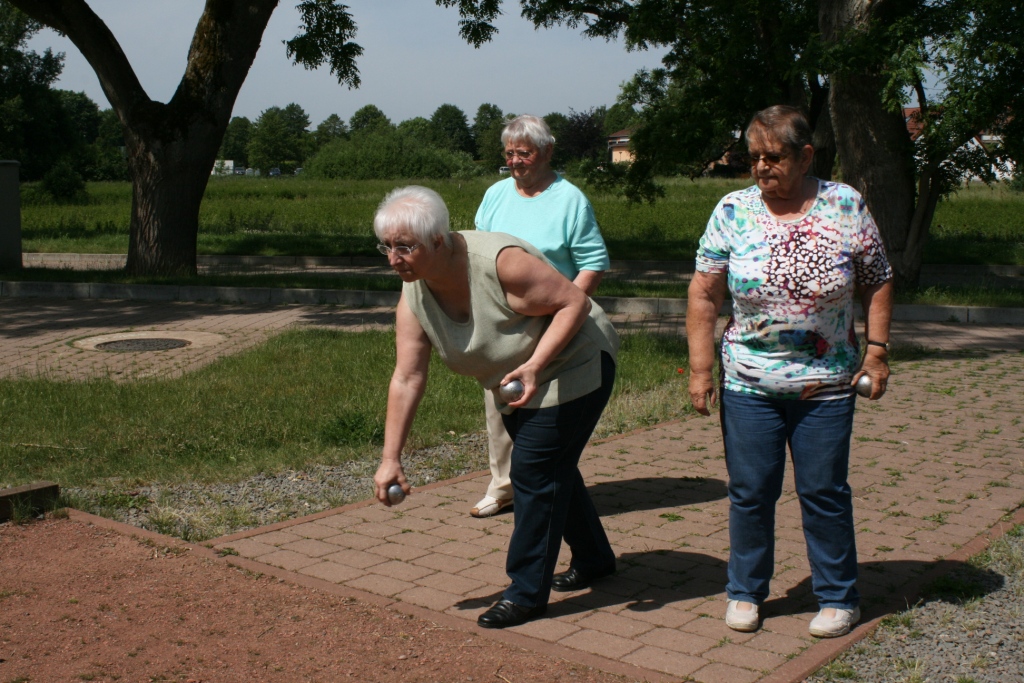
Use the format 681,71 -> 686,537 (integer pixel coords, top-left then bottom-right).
470,496 -> 513,518
809,606 -> 861,637
725,600 -> 759,632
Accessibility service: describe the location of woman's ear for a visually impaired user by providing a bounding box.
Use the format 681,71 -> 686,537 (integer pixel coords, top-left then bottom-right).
799,144 -> 815,173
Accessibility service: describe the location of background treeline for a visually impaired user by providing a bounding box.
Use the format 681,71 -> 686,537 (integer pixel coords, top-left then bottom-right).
220,100 -> 638,180
1,4 -> 637,191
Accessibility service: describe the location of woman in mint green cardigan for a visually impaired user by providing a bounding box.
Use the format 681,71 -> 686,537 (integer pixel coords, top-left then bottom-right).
371,186 -> 619,629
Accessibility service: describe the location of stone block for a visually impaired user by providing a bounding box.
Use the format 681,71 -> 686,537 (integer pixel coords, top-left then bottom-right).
0,481 -> 60,522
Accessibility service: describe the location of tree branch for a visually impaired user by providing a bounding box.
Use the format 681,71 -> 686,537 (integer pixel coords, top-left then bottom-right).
7,0 -> 149,117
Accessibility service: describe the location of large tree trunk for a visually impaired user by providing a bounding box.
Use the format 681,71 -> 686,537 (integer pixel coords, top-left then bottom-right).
820,0 -> 923,290
123,121 -> 225,275
808,80 -> 836,180
11,0 -> 279,276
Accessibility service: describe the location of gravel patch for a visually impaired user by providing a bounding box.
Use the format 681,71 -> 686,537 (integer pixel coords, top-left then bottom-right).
63,433 -> 489,542
808,526 -> 1024,683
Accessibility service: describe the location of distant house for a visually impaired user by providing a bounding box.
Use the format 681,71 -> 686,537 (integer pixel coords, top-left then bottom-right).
211,159 -> 235,175
607,129 -> 634,164
903,107 -> 1015,180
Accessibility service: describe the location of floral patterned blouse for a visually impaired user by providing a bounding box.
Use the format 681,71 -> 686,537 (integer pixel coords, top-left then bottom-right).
695,179 -> 893,400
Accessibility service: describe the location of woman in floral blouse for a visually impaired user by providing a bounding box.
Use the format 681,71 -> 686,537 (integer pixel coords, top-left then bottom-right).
686,105 -> 894,638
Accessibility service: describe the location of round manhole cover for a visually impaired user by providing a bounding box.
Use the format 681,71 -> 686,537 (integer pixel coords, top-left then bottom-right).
95,338 -> 191,352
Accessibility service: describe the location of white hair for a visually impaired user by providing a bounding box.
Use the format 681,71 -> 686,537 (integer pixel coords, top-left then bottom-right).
373,185 -> 451,251
501,115 -> 555,152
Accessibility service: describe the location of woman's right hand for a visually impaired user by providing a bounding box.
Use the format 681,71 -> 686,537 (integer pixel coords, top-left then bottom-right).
689,370 -> 718,416
373,459 -> 408,506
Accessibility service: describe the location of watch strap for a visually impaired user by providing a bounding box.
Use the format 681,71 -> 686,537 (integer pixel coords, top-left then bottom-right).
866,340 -> 890,352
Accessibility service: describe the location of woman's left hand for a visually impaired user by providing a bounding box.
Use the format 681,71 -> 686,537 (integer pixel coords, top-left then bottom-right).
373,459 -> 409,506
501,365 -> 539,408
853,350 -> 891,400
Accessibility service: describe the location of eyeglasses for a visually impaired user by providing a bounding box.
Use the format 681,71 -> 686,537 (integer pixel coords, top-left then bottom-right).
504,149 -> 535,161
747,152 -> 789,166
377,243 -> 420,257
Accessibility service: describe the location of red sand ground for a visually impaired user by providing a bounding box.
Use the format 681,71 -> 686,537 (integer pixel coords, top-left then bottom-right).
0,517 -> 637,683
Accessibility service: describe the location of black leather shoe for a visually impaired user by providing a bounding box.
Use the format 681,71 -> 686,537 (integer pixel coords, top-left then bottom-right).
550,565 -> 615,592
477,599 -> 546,629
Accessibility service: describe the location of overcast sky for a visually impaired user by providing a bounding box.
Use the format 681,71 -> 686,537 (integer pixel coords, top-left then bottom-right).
28,0 -> 668,127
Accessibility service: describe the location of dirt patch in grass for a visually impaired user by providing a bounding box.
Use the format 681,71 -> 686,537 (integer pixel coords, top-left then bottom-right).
0,517 -> 636,683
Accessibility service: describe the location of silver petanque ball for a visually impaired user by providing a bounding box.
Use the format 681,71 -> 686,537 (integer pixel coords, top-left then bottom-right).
387,483 -> 406,505
855,374 -> 873,398
498,379 -> 524,403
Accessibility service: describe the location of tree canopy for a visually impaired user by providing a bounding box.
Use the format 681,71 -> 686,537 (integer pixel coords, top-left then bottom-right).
429,103 -> 475,156
8,0 -> 363,275
439,0 -> 1024,288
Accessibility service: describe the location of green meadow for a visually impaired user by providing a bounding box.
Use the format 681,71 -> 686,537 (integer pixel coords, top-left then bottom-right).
21,176 -> 1024,265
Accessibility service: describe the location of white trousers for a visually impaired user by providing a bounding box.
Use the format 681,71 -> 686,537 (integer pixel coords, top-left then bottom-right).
483,388 -> 514,500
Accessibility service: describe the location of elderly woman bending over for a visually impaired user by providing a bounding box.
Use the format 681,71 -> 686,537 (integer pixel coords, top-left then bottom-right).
687,105 -> 894,638
372,186 -> 619,629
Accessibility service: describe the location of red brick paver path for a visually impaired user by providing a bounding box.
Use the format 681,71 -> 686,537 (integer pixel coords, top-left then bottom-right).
3,297 -> 1023,682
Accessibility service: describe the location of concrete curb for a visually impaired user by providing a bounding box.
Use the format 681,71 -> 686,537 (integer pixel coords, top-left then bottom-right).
3,279 -> 1024,324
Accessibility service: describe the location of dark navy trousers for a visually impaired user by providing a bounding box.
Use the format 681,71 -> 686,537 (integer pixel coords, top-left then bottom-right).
500,352 -> 617,608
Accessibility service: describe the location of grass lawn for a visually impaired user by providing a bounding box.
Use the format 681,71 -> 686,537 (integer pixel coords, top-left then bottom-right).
0,329 -> 691,491
20,176 -> 1024,265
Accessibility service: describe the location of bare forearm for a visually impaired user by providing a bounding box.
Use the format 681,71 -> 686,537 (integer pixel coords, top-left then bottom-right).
523,299 -> 590,375
862,280 -> 894,344
381,374 -> 426,463
687,273 -> 727,374
573,270 -> 604,296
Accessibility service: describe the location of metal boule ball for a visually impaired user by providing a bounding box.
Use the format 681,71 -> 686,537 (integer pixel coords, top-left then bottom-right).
387,483 -> 406,505
855,374 -> 873,398
498,379 -> 524,403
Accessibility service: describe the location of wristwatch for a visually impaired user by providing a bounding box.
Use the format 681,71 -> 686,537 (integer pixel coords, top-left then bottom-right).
866,340 -> 890,352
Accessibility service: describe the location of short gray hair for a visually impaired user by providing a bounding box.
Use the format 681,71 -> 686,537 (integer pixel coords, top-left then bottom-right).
373,186 -> 451,251
501,115 -> 555,152
745,105 -> 813,154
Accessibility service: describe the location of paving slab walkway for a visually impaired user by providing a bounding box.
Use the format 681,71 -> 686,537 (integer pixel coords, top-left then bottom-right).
3,296 -> 1024,682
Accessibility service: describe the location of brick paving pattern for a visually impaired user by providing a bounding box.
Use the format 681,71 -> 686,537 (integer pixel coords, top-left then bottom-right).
3,296 -> 1023,682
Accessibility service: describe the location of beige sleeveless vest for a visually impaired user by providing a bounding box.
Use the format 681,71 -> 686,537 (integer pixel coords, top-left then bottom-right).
404,231 -> 618,413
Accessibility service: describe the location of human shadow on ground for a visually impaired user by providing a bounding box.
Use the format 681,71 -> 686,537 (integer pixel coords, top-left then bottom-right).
760,557 -> 1005,623
0,296 -> 397,340
587,476 -> 729,515
454,549 -> 728,617
455,553 -> 1004,624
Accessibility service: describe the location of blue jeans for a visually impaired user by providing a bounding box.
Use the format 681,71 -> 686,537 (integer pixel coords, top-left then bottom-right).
500,352 -> 616,608
721,389 -> 859,609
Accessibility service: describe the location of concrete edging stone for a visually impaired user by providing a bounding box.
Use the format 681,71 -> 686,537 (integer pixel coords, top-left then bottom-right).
2,280 -> 1023,325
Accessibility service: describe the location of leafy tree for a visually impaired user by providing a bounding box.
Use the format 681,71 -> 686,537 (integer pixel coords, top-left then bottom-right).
0,3 -> 78,179
248,108 -> 292,172
40,158 -> 86,203
557,107 -> 606,165
219,116 -> 252,168
313,113 -> 347,150
349,104 -> 392,135
306,126 -> 480,180
438,0 -> 1024,289
247,103 -> 312,172
603,101 -> 635,136
9,0 -> 363,275
472,103 -> 503,159
87,107 -> 128,181
429,103 -> 474,155
396,116 -> 433,140
57,89 -> 100,144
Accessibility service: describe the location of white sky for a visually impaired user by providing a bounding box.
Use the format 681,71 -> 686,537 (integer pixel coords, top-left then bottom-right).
28,0 -> 668,127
